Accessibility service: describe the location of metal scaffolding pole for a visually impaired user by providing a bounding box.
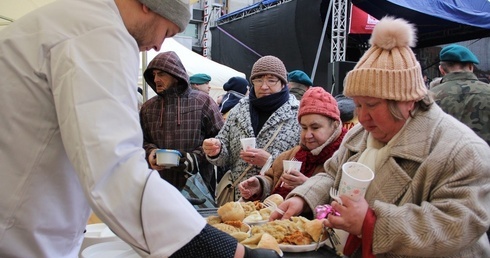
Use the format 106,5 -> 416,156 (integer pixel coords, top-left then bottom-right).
331,0 -> 349,62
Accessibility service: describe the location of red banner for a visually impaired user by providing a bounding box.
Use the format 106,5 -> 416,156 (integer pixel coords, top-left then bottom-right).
349,5 -> 379,34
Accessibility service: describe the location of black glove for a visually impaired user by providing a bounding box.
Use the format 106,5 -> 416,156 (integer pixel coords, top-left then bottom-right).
178,150 -> 199,175
244,247 -> 282,258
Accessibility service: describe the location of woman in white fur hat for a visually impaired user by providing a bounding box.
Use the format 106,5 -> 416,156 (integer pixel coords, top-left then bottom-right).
270,16 -> 490,257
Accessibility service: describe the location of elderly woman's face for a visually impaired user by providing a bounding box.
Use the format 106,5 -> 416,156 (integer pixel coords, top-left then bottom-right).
251,75 -> 283,98
353,96 -> 414,143
300,114 -> 337,150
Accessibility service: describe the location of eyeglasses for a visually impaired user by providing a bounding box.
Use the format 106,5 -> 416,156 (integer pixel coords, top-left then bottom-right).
251,78 -> 280,88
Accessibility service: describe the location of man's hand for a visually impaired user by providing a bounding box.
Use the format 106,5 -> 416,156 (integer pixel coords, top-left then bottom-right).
149,149 -> 166,170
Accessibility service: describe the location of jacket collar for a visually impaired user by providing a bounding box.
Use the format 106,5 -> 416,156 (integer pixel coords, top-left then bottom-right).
440,71 -> 478,83
341,105 -> 442,204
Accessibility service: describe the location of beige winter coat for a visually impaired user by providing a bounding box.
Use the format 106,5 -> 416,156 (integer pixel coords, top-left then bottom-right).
291,104 -> 490,257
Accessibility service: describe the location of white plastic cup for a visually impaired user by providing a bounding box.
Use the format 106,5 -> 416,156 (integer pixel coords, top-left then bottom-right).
283,160 -> 302,173
339,162 -> 374,201
156,149 -> 182,168
240,137 -> 256,150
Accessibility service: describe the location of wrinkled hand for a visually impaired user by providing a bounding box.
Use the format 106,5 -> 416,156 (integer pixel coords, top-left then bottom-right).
203,138 -> 221,157
239,148 -> 270,167
244,246 -> 281,258
269,196 -> 305,221
279,168 -> 307,189
323,195 -> 369,236
238,177 -> 262,200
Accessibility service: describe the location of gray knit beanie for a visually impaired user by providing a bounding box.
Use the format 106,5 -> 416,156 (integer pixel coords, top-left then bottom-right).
250,56 -> 288,85
138,0 -> 191,32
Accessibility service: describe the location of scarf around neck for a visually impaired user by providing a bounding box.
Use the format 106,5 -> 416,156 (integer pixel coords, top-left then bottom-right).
249,86 -> 290,136
271,126 -> 347,198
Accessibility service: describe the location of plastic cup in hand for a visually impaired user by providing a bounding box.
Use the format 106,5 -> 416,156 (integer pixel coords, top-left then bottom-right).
240,137 -> 256,150
283,160 -> 302,173
339,162 -> 374,201
280,160 -> 302,187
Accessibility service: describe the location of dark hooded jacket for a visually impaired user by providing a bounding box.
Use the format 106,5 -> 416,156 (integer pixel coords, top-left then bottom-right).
140,51 -> 224,191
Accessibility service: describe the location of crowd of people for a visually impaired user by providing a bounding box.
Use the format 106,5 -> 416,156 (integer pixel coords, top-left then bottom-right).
0,0 -> 488,257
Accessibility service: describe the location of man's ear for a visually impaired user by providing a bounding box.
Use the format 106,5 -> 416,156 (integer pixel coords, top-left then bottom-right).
141,3 -> 150,14
438,65 -> 446,76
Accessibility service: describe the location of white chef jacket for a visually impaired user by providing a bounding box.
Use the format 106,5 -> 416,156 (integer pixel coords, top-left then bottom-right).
0,0 -> 205,257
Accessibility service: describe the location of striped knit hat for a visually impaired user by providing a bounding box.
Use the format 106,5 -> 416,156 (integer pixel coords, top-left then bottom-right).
250,56 -> 288,85
343,16 -> 427,101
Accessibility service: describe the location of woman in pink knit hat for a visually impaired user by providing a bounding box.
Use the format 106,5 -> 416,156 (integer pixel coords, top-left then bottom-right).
238,87 -> 347,201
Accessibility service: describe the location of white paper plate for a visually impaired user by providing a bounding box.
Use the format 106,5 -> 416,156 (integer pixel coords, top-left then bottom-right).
278,239 -> 327,252
99,226 -> 116,238
81,241 -> 139,258
80,223 -> 120,256
84,223 -> 116,238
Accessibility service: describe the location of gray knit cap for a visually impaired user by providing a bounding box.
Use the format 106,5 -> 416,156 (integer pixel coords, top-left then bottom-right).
138,0 -> 191,32
250,55 -> 288,85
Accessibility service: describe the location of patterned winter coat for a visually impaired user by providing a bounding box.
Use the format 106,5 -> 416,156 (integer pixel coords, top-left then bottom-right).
431,72 -> 490,145
291,104 -> 490,257
208,96 -> 301,200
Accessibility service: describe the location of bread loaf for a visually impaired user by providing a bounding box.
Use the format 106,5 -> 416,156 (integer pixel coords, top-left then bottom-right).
217,201 -> 245,222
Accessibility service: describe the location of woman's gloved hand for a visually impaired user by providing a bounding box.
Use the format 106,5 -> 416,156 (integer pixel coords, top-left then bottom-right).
244,247 -> 282,258
177,150 -> 199,174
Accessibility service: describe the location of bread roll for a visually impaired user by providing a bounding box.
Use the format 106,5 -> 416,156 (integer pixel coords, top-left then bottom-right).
231,231 -> 250,242
264,194 -> 284,207
205,215 -> 222,225
257,233 -> 282,256
213,223 -> 240,234
304,219 -> 323,241
241,232 -> 263,245
218,201 -> 245,222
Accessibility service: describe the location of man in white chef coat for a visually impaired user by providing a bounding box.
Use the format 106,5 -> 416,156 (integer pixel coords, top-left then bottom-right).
0,0 -> 281,257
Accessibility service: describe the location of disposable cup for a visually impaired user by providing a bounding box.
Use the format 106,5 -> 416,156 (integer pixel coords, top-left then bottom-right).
283,160 -> 302,173
339,162 -> 374,201
240,137 -> 256,150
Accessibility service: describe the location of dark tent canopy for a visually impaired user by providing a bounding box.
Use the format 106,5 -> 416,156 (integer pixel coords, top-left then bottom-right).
352,0 -> 490,48
211,0 -> 490,89
212,0 -> 332,85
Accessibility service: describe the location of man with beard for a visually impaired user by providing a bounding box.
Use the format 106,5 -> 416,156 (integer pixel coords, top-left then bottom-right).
140,51 -> 224,195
